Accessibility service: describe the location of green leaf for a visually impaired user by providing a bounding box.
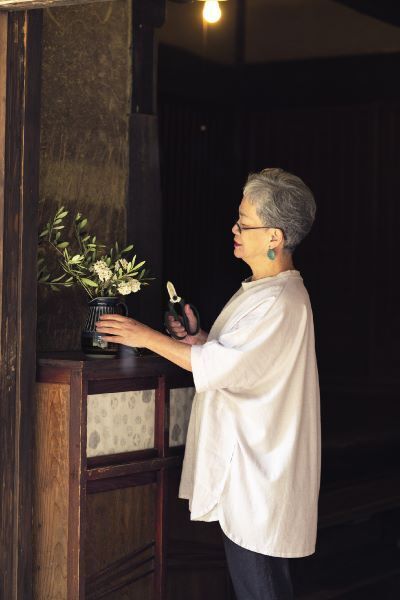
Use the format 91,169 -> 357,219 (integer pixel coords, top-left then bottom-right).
75,212 -> 82,221
122,244 -> 133,253
39,230 -> 49,238
69,254 -> 82,264
57,241 -> 69,249
53,225 -> 64,230
78,218 -> 88,230
58,211 -> 68,219
134,260 -> 145,270
81,278 -> 98,287
51,274 -> 66,282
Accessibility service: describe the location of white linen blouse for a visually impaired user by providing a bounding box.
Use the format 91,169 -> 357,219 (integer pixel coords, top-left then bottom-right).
179,270 -> 321,558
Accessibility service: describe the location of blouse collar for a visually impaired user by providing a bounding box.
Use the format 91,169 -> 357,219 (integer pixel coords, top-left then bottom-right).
241,269 -> 301,290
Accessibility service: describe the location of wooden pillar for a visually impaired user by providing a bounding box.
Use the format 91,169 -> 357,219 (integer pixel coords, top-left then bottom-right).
127,0 -> 166,331
0,10 -> 42,600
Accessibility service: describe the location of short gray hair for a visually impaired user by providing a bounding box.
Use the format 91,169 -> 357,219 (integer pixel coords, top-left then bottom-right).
243,168 -> 316,252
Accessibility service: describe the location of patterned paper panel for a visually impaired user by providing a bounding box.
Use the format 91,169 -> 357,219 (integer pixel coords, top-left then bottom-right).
169,387 -> 195,447
87,390 -> 156,457
86,387 -> 196,457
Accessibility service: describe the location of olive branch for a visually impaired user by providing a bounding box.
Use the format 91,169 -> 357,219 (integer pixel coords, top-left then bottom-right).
37,206 -> 154,299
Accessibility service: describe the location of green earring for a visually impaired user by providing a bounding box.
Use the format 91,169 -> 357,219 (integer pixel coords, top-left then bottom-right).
267,248 -> 276,261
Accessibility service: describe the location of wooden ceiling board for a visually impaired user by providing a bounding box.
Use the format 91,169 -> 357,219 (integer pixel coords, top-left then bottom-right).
0,0 -> 116,11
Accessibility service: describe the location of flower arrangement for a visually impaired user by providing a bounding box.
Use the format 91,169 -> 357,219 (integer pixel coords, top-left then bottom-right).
37,206 -> 154,299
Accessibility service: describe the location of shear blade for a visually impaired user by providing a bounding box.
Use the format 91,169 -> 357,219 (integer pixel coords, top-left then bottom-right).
167,281 -> 181,303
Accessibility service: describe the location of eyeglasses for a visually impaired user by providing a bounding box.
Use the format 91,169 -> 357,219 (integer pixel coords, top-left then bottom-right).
235,221 -> 286,238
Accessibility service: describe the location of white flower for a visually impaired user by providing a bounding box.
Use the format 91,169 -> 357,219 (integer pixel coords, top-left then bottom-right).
117,278 -> 141,296
92,259 -> 113,282
116,258 -> 129,271
117,282 -> 132,295
130,279 -> 141,293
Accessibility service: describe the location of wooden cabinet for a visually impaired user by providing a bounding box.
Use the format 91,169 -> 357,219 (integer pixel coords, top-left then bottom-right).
34,353 -> 198,600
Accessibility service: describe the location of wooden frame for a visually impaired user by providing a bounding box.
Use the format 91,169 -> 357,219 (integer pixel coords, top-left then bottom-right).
0,11 -> 42,600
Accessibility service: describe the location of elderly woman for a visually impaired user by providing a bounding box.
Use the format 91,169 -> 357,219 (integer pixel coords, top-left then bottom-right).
96,167 -> 320,600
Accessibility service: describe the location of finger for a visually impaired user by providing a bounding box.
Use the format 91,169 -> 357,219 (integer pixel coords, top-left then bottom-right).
99,314 -> 132,322
172,328 -> 186,336
167,315 -> 179,324
96,320 -> 127,329
167,314 -> 183,324
96,324 -> 123,333
170,319 -> 185,328
184,304 -> 198,329
170,321 -> 186,331
99,335 -> 125,343
97,318 -> 138,330
167,329 -> 186,339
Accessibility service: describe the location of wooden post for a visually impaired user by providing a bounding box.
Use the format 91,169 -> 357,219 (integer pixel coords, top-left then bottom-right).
127,0 -> 166,331
0,10 -> 42,600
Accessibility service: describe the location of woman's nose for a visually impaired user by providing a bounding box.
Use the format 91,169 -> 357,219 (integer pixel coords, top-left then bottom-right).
232,222 -> 239,234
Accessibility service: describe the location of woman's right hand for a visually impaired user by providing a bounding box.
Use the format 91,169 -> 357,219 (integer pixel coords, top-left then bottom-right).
166,304 -> 208,346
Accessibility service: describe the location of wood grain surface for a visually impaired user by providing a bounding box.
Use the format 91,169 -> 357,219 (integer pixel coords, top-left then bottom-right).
33,383 -> 70,600
0,11 -> 42,600
0,0 -> 116,10
86,484 -> 156,599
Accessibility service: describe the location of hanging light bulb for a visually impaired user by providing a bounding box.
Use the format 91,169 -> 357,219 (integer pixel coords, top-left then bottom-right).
203,0 -> 222,24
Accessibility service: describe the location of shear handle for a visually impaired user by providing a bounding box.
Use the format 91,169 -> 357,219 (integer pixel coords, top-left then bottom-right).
164,301 -> 200,339
164,303 -> 187,340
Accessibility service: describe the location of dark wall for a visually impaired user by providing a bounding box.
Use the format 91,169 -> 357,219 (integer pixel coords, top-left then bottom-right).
37,1 -> 131,351
158,48 -> 400,382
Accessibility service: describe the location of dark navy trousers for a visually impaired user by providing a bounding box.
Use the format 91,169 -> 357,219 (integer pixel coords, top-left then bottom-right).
222,530 -> 294,600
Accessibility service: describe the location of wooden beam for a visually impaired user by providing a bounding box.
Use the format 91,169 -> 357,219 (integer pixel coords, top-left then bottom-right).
0,10 -> 42,600
0,0 -> 118,10
126,0 -> 166,331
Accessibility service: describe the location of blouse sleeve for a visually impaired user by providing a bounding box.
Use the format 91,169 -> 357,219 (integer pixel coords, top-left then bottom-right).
190,296 -> 292,393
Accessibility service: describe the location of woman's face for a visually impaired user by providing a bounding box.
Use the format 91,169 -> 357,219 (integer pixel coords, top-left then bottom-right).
232,196 -> 272,263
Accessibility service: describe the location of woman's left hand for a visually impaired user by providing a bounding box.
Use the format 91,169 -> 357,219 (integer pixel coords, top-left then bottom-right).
96,314 -> 153,348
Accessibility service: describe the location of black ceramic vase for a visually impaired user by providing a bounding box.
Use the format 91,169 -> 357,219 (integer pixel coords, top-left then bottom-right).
81,296 -> 128,357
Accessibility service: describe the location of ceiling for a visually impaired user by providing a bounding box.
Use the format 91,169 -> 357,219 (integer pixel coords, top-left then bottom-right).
157,0 -> 400,64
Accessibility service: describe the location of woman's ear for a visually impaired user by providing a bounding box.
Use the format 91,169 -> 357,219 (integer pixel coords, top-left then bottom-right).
270,229 -> 285,247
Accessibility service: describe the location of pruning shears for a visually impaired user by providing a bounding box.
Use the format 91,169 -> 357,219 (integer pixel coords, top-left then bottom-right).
164,281 -> 200,340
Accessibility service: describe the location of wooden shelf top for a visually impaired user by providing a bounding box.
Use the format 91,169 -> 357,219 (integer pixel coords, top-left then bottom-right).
37,351 -> 192,382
